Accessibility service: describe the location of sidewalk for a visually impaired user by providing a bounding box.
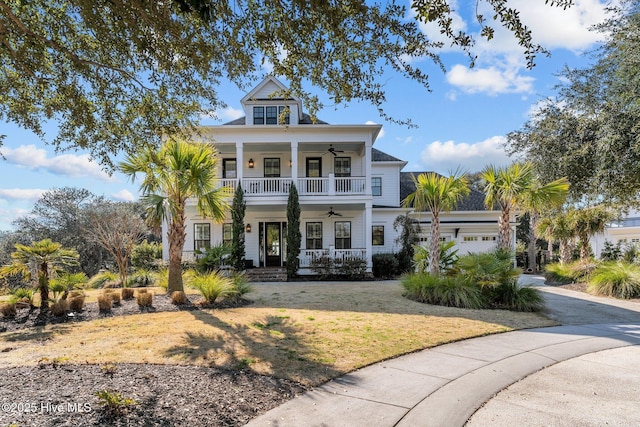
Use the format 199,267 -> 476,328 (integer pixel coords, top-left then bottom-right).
246,279 -> 640,427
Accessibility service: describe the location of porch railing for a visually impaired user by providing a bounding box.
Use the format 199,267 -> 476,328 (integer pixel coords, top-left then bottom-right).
299,248 -> 367,268
216,176 -> 367,197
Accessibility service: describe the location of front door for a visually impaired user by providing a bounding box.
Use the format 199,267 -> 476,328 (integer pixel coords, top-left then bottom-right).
265,222 -> 282,267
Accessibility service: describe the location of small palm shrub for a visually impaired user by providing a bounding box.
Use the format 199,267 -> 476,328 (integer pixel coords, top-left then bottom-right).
170,291 -> 187,305
50,299 -> 70,317
457,249 -> 520,288
401,273 -> 487,309
187,271 -> 233,303
125,269 -> 155,287
97,294 -> 112,312
587,262 -> 640,299
87,271 -> 119,289
121,288 -> 135,300
491,282 -> 544,312
136,291 -> 153,307
196,243 -> 232,272
9,288 -> 34,308
372,253 -> 399,279
1,303 -> 17,318
412,241 -> 459,275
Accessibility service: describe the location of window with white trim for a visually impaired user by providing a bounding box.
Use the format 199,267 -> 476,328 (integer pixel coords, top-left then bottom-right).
335,221 -> 351,249
372,225 -> 384,246
194,223 -> 211,251
372,177 -> 382,196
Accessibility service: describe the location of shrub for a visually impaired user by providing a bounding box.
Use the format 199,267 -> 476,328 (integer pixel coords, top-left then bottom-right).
337,257 -> 367,280
121,288 -> 135,300
108,291 -> 121,305
97,294 -> 112,312
412,241 -> 459,274
131,240 -> 162,270
0,303 -> 17,318
600,240 -> 622,261
94,390 -> 138,415
136,291 -> 153,307
9,287 -> 34,308
170,291 -> 187,305
545,260 -> 596,285
587,262 -> 640,299
196,243 -> 232,272
125,269 -> 155,288
310,255 -> 333,279
227,273 -> 253,303
87,271 -> 120,289
372,253 -> 399,279
457,249 -> 520,288
187,271 -> 232,303
50,299 -> 70,317
401,273 -> 487,309
491,282 -> 544,312
68,293 -> 85,312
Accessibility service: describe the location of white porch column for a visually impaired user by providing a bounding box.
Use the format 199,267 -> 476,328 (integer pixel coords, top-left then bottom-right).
364,139 -> 372,195
291,140 -> 298,185
365,200 -> 373,271
235,142 -> 244,183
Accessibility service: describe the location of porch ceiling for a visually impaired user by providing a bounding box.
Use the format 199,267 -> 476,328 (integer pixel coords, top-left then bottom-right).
214,142 -> 364,155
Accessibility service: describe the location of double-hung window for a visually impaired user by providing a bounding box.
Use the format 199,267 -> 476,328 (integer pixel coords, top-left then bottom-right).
194,223 -> 211,251
306,222 -> 323,249
335,221 -> 351,249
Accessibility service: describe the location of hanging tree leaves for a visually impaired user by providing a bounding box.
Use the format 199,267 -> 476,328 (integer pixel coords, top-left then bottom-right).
1,0 -> 573,168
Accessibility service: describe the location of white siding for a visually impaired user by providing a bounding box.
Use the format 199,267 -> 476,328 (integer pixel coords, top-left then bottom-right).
371,163 -> 401,207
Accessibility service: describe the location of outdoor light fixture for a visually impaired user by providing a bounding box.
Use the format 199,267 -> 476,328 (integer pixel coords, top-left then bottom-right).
289,159 -> 292,167
248,158 -> 254,168
245,224 -> 252,233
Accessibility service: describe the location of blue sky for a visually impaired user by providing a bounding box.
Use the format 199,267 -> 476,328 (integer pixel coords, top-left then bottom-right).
0,0 -> 611,231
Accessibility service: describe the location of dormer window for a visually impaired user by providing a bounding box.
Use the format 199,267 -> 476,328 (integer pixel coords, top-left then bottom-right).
253,106 -> 290,125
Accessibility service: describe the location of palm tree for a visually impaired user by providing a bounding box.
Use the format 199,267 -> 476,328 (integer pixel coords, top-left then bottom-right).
119,139 -> 229,293
571,206 -> 611,261
536,210 -> 575,264
521,177 -> 569,272
0,239 -> 79,310
482,162 -> 536,251
402,171 -> 469,274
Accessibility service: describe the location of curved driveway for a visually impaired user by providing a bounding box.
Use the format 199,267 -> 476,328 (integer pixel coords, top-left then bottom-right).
246,276 -> 640,427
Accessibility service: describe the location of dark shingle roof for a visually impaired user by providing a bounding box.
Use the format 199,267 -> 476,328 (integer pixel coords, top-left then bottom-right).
372,148 -> 403,162
223,113 -> 328,125
400,172 -> 487,211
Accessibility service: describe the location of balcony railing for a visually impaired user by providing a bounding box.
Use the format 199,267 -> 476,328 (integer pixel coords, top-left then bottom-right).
299,248 -> 367,268
217,176 -> 366,197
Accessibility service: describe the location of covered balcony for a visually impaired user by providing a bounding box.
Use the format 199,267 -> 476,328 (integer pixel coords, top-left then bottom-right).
218,176 -> 367,197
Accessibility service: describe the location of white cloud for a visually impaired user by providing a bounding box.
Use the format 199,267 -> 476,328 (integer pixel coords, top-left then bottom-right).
420,136 -> 512,173
0,207 -> 30,230
219,106 -> 244,121
2,145 -> 113,181
446,64 -> 535,96
365,121 -> 385,139
0,188 -> 47,201
395,136 -> 413,145
112,189 -> 136,202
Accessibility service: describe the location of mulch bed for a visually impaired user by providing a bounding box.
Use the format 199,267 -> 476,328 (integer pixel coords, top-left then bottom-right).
0,293 -> 306,426
0,363 -> 305,426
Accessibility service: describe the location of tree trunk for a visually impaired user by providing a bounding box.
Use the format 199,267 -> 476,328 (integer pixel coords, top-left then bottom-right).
429,212 -> 440,275
559,239 -> 572,264
39,263 -> 49,310
498,207 -> 511,251
528,213 -> 539,273
167,207 -> 186,293
579,233 -> 590,261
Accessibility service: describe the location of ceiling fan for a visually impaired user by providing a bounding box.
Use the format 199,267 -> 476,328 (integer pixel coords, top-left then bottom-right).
327,207 -> 342,217
325,144 -> 344,156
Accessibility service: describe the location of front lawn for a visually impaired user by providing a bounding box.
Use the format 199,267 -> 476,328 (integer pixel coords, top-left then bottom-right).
0,280 -> 556,386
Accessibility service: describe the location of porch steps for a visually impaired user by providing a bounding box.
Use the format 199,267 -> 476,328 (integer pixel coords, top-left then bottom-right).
244,267 -> 288,283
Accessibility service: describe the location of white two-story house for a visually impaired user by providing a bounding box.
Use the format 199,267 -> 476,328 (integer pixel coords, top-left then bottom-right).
164,76 -> 508,276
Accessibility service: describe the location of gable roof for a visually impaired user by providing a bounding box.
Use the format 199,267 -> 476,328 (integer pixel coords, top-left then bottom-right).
399,172 -> 487,211
372,148 -> 403,162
